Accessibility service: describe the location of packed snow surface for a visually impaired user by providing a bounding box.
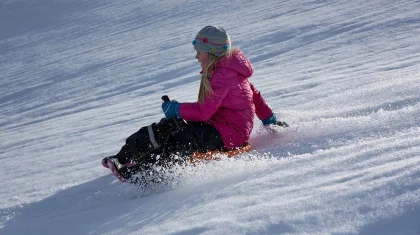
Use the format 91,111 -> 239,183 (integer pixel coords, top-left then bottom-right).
1,0 -> 419,234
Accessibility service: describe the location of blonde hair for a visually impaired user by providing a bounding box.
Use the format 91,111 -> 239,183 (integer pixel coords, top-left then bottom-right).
198,49 -> 236,103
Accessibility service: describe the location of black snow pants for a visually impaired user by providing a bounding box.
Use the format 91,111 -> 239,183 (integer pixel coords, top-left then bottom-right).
113,118 -> 226,169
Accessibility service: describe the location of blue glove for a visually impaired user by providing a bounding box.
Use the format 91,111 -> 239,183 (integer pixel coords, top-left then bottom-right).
262,114 -> 289,127
162,101 -> 181,118
262,114 -> 277,126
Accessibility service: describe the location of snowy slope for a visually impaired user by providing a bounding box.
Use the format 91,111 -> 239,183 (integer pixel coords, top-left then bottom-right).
1,0 -> 420,234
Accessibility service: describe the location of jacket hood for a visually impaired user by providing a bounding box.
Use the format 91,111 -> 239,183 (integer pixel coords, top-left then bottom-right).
216,49 -> 254,78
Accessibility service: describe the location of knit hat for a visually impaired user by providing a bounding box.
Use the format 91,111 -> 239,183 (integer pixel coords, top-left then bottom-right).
192,25 -> 231,56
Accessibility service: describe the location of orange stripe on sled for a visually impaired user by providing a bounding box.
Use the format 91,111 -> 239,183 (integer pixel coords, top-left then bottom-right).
189,144 -> 251,164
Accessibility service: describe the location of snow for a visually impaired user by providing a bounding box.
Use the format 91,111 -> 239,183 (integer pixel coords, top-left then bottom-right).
1,0 -> 419,234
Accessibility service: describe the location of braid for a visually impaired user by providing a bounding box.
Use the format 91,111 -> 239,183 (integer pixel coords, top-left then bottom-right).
198,53 -> 218,103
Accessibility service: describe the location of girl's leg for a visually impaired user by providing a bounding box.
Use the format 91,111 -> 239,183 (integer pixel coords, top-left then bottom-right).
105,120 -> 224,183
104,118 -> 179,165
145,122 -> 225,167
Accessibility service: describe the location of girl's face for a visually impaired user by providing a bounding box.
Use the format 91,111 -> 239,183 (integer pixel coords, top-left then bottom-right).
195,51 -> 208,70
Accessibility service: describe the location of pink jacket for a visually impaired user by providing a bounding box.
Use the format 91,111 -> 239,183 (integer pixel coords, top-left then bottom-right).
179,50 -> 273,150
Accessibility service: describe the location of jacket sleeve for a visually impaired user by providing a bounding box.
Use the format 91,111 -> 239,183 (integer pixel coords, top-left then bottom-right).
250,82 -> 273,120
179,71 -> 229,121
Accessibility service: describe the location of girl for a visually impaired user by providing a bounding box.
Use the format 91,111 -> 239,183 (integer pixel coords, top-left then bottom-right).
102,25 -> 287,183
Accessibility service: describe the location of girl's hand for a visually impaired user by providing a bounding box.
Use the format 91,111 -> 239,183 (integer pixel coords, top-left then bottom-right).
262,114 -> 289,127
162,101 -> 181,118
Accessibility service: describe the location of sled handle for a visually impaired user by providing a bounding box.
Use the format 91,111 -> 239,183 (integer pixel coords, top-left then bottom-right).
161,95 -> 170,102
